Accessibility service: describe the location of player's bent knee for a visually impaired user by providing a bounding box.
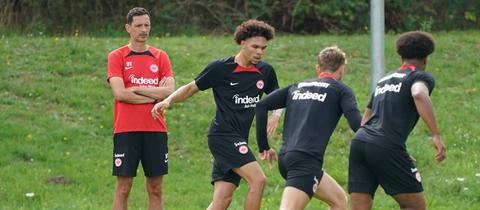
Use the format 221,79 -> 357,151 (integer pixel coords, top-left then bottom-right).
249,174 -> 266,190
336,193 -> 347,206
214,194 -> 233,206
316,188 -> 347,210
332,197 -> 347,210
324,193 -> 346,210
243,170 -> 266,187
256,174 -> 267,186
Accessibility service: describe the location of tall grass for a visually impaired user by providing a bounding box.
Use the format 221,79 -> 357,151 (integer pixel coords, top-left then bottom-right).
0,32 -> 479,209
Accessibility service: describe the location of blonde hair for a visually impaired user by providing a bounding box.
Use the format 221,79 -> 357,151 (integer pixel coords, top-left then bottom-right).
317,46 -> 346,72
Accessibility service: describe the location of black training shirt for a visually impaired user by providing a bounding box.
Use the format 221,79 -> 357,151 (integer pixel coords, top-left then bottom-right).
256,73 -> 361,162
354,65 -> 435,150
195,56 -> 279,140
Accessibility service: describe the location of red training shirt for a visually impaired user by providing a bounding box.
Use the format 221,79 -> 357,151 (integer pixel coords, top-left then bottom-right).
107,45 -> 173,133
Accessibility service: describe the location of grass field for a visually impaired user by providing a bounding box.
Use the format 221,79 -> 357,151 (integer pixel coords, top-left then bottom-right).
0,31 -> 479,209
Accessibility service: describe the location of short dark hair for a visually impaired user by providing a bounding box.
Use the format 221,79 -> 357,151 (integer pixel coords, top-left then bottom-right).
233,20 -> 275,44
126,7 -> 150,24
396,31 -> 435,59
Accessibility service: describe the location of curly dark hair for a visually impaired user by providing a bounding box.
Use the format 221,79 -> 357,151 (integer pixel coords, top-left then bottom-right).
396,31 -> 435,59
126,7 -> 150,24
233,20 -> 275,44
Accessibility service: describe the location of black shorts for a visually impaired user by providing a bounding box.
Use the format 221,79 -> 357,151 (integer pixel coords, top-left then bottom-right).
348,140 -> 423,197
208,135 -> 256,186
278,151 -> 324,198
112,132 -> 168,177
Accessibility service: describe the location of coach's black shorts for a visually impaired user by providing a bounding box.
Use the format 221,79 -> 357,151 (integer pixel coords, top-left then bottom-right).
348,140 -> 423,197
278,151 -> 324,198
208,135 -> 256,186
112,132 -> 168,177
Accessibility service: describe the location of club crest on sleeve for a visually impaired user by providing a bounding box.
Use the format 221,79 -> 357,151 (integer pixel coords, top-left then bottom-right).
239,145 -> 249,154
256,80 -> 264,89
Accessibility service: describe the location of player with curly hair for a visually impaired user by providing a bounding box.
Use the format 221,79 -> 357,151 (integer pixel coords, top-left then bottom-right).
151,19 -> 282,210
348,31 -> 446,210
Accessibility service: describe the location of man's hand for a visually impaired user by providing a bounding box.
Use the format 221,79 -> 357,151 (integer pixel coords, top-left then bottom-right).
267,115 -> 280,137
151,100 -> 170,120
432,134 -> 446,162
259,149 -> 277,169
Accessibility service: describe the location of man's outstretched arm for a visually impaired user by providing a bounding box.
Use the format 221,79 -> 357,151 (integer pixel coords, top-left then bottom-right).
151,80 -> 200,119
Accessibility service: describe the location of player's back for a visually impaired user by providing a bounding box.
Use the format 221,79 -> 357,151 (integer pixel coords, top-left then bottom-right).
356,67 -> 435,150
281,76 -> 356,160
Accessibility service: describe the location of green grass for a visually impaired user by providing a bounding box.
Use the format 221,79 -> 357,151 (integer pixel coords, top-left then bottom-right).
0,31 -> 479,209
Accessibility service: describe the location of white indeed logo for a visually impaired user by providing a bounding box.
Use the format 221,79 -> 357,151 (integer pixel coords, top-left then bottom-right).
232,94 -> 260,108
129,74 -> 159,86
374,82 -> 402,96
292,90 -> 327,102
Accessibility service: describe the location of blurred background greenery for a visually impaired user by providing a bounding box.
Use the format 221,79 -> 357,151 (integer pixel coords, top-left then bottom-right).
1,0 -> 479,36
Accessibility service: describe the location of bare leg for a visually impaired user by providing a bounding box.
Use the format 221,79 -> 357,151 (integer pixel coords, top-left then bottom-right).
146,176 -> 164,210
233,161 -> 266,210
113,176 -> 133,210
207,181 -> 236,210
280,186 -> 310,210
349,193 -> 373,210
313,173 -> 347,210
392,192 -> 426,210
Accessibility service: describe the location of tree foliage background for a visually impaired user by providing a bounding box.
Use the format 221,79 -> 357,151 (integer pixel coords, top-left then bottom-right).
0,0 -> 479,36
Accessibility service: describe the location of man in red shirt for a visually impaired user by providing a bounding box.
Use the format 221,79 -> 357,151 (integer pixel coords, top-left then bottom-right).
107,7 -> 174,210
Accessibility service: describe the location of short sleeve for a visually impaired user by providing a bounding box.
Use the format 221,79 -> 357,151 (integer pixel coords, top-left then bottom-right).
159,51 -> 174,77
412,71 -> 435,94
107,51 -> 123,82
264,65 -> 279,94
195,60 -> 226,91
